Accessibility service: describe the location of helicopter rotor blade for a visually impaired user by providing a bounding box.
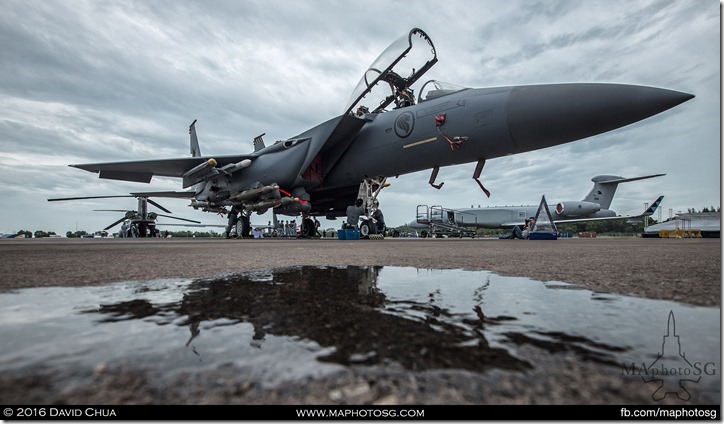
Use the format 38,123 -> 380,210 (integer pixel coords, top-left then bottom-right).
49,193 -> 197,226
48,195 -> 134,202
103,216 -> 128,231
147,198 -> 172,214
156,214 -> 202,224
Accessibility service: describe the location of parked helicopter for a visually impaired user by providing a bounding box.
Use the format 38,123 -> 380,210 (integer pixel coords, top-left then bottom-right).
48,195 -> 201,237
61,28 -> 694,238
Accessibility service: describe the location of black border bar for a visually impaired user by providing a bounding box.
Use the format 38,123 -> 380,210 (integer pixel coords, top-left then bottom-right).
1,405 -> 721,421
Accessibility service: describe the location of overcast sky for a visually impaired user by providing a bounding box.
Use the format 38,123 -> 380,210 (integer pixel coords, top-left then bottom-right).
0,0 -> 719,235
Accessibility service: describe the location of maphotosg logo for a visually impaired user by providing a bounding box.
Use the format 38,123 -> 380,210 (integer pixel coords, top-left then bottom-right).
621,310 -> 717,401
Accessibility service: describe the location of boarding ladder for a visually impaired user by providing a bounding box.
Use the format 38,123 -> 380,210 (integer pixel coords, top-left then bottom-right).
415,205 -> 477,238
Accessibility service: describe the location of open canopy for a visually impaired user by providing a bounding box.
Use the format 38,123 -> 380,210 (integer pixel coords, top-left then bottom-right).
344,28 -> 438,115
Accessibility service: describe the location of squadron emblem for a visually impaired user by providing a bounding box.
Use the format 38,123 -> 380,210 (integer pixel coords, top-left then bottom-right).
394,112 -> 415,138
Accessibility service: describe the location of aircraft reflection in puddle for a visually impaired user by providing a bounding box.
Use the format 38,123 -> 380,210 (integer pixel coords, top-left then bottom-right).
0,266 -> 719,395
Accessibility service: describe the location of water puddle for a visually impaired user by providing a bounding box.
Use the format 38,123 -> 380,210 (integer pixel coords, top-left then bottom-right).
0,266 -> 719,400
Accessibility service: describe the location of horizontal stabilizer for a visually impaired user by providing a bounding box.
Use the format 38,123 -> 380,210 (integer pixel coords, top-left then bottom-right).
596,173 -> 666,185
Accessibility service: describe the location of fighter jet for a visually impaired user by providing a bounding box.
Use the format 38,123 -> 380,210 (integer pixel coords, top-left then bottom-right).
63,28 -> 694,238
411,174 -> 666,235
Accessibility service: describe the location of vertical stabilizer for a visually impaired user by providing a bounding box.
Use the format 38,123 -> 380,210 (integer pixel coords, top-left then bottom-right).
582,174 -> 665,210
189,119 -> 201,157
253,133 -> 266,152
642,196 -> 664,216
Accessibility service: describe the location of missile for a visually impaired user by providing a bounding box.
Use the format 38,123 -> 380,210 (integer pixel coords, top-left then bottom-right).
275,199 -> 311,214
183,158 -> 218,179
249,198 -> 282,212
189,200 -> 219,211
247,196 -> 299,212
189,201 -> 208,210
219,158 -> 252,174
230,184 -> 280,202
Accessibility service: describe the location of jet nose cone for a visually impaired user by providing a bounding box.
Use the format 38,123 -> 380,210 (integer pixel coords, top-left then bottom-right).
507,83 -> 694,151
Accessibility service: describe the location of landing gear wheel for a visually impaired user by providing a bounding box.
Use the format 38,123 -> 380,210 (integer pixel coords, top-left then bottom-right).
300,218 -> 316,238
420,230 -> 428,238
240,215 -> 251,238
359,220 -> 376,239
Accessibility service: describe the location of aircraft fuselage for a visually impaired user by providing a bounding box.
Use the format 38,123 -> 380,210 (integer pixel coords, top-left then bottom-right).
457,206 -> 617,229
233,82 -> 689,216
323,83 -> 692,189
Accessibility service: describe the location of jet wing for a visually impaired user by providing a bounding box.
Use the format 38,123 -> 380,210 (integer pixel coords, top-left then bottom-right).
555,215 -> 641,225
70,155 -> 255,183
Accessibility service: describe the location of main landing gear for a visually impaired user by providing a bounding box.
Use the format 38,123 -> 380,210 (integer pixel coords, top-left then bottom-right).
357,176 -> 388,240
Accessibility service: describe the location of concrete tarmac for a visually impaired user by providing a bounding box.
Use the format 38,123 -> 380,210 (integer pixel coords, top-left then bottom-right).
0,237 -> 719,306
0,236 -> 720,408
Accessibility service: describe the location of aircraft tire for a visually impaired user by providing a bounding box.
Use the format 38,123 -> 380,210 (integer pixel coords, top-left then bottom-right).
359,221 -> 369,239
300,219 -> 315,238
359,220 -> 376,239
420,230 -> 428,238
240,215 -> 251,238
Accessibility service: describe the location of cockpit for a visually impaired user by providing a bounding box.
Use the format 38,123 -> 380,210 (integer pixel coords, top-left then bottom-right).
345,28 -> 466,115
418,80 -> 468,102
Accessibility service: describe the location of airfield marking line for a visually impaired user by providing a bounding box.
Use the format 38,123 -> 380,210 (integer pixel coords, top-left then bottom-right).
403,137 -> 437,149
